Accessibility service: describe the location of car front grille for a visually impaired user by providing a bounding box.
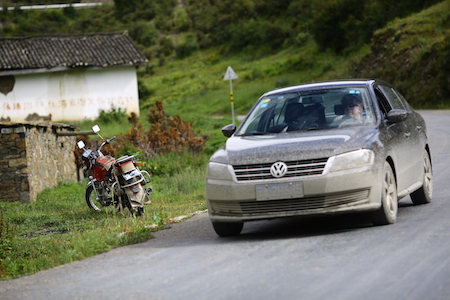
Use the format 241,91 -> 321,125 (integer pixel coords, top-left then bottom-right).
233,158 -> 329,181
209,189 -> 370,217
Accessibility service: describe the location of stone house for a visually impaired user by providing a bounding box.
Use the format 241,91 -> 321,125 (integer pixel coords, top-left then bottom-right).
0,31 -> 148,122
0,122 -> 78,203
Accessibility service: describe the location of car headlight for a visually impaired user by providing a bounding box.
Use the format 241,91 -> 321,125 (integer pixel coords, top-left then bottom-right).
207,162 -> 234,180
329,149 -> 374,172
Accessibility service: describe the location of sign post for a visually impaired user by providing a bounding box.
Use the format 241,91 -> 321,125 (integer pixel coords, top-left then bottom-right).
223,66 -> 238,124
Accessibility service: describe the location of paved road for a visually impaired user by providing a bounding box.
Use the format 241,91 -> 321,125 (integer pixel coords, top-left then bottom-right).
1,110 -> 450,300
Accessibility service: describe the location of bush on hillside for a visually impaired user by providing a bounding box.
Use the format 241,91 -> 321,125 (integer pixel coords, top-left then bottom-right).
310,0 -> 363,53
310,0 -> 442,53
174,7 -> 192,32
157,36 -> 174,57
130,21 -> 159,47
228,18 -> 290,51
175,33 -> 199,58
352,1 -> 450,108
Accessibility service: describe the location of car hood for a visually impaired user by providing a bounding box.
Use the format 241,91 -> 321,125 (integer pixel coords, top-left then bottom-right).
210,126 -> 378,165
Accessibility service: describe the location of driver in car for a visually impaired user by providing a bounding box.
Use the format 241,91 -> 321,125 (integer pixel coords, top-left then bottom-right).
333,94 -> 365,126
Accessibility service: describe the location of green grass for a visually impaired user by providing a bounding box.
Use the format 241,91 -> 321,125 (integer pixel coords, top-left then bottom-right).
0,153 -> 208,280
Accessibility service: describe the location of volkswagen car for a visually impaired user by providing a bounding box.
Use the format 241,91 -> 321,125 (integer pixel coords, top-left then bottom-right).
206,79 -> 432,236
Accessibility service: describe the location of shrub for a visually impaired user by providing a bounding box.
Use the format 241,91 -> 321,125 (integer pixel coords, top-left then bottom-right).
115,100 -> 208,159
157,36 -> 174,57
174,7 -> 192,32
228,18 -> 291,52
96,107 -> 128,124
63,5 -> 78,19
310,0 -> 363,53
41,9 -> 66,23
175,33 -> 199,58
129,21 -> 159,47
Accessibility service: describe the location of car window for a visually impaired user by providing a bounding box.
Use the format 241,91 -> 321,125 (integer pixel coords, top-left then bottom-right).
378,85 -> 408,110
236,87 -> 376,135
375,89 -> 391,119
392,88 -> 412,111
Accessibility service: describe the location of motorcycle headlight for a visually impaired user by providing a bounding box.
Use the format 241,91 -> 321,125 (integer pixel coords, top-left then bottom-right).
206,162 -> 233,180
330,149 -> 374,172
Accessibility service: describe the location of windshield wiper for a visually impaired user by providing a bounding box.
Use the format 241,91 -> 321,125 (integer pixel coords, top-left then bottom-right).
238,132 -> 272,136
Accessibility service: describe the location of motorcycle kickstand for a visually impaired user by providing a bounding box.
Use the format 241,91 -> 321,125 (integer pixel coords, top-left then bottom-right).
117,194 -> 125,216
113,172 -> 125,216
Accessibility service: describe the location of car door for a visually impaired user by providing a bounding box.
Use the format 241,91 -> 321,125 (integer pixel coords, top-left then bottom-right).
376,85 -> 423,194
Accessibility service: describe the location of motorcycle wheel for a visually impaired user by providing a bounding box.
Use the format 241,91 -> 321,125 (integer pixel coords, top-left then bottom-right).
122,194 -> 144,217
85,184 -> 117,214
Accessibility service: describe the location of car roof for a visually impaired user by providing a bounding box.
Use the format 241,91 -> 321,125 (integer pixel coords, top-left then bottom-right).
262,79 -> 391,97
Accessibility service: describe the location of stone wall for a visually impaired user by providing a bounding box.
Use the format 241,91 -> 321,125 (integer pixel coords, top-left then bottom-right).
0,122 -> 77,203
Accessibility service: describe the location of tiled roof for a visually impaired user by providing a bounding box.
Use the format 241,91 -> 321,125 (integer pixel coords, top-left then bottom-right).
0,31 -> 148,74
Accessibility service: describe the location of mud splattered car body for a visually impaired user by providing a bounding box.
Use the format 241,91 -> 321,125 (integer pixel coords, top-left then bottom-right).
206,79 -> 432,236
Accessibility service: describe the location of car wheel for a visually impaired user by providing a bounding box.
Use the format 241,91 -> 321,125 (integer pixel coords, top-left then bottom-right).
372,162 -> 398,225
212,221 -> 243,237
410,151 -> 433,205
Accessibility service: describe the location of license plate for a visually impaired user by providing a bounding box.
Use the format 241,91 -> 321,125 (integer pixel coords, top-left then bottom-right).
256,182 -> 304,201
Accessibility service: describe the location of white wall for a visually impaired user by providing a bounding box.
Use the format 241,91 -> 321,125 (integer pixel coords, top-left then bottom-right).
0,66 -> 140,122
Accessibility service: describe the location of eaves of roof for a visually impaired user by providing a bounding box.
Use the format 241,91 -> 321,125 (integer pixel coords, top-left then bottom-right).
0,31 -> 148,75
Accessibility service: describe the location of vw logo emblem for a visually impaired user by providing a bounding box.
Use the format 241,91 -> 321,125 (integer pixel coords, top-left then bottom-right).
270,162 -> 287,178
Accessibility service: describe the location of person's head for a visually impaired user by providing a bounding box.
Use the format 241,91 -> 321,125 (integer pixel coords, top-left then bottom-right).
285,101 -> 303,123
341,94 -> 363,119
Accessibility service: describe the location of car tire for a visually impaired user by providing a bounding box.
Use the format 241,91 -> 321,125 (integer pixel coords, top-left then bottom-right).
212,221 -> 243,237
372,162 -> 398,225
410,151 -> 433,205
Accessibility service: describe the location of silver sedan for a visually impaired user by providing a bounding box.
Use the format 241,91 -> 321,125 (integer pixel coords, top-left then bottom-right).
206,79 -> 432,236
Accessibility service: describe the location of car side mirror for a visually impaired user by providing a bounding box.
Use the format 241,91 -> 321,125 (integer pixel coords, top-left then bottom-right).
386,109 -> 409,124
222,124 -> 236,138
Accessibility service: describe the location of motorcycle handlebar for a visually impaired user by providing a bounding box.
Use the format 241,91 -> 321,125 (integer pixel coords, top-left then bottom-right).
98,136 -> 116,151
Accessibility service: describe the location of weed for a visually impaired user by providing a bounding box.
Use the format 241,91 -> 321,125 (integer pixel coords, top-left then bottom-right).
0,207 -> 15,277
151,209 -> 168,226
96,107 -> 128,124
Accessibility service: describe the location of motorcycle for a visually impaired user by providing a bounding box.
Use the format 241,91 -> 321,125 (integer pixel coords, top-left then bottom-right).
77,125 -> 152,216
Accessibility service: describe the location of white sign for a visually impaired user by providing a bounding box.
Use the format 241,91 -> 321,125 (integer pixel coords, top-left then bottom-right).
223,66 -> 238,80
223,66 -> 238,125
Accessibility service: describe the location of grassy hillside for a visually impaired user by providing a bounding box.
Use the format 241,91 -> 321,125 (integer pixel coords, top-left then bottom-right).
352,0 -> 450,108
140,39 -> 359,122
1,0 -> 449,142
139,0 -> 450,148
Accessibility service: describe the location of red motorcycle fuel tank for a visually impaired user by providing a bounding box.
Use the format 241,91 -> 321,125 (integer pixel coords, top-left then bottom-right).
93,165 -> 107,182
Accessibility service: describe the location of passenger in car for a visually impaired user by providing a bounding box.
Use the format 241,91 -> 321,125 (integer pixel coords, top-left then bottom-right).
267,101 -> 304,132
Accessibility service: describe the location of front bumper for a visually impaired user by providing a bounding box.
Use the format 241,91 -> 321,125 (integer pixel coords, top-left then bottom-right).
206,166 -> 382,222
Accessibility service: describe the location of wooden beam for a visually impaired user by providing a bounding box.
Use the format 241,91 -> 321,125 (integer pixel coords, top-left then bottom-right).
56,130 -> 95,136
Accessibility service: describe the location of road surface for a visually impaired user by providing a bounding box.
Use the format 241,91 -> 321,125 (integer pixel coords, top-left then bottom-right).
1,110 -> 450,300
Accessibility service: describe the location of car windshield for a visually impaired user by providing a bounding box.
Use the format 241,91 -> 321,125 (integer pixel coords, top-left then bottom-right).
236,87 -> 376,135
